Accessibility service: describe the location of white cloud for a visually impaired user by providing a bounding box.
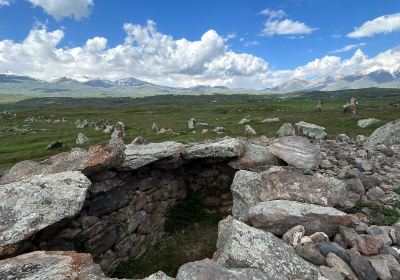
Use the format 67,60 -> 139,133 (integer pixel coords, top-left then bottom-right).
329,43 -> 367,54
0,20 -> 399,89
347,13 -> 400,38
0,0 -> 11,6
261,8 -> 316,36
28,0 -> 94,20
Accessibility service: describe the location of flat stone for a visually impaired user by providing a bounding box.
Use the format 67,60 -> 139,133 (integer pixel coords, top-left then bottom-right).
0,251 -> 108,280
182,137 -> 244,160
120,141 -> 183,170
267,136 -> 321,169
248,200 -> 351,237
0,144 -> 124,184
350,255 -> 379,280
0,171 -> 90,254
216,217 -> 319,280
294,121 -> 327,140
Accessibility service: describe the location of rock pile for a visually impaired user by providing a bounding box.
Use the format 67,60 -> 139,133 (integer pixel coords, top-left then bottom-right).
0,120 -> 400,279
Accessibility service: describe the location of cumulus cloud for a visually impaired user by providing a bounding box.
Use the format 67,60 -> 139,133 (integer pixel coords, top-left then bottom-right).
0,0 -> 10,6
28,0 -> 94,20
0,20 -> 399,89
329,43 -> 367,54
347,13 -> 400,38
261,8 -> 316,36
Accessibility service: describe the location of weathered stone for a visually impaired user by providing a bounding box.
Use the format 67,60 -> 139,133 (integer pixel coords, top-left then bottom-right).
357,234 -> 384,255
350,255 -> 379,280
238,115 -> 251,125
346,178 -> 365,195
277,123 -> 294,137
230,170 -> 263,221
326,253 -> 358,280
89,178 -> 123,194
357,118 -> 380,128
336,134 -> 350,142
267,136 -> 321,169
294,121 -> 327,140
175,258 -> 267,280
380,245 -> 400,261
259,170 -> 358,209
367,225 -> 392,245
262,117 -> 280,123
282,225 -> 305,246
309,232 -> 329,243
76,132 -> 89,145
368,254 -> 400,280
121,141 -> 183,170
228,143 -> 283,172
182,137 -> 244,160
317,242 -> 351,264
0,251 -> 109,280
188,118 -> 197,130
365,119 -> 400,147
244,125 -> 257,135
132,136 -> 148,145
319,266 -> 345,280
143,271 -> 174,280
248,200 -> 350,237
0,171 -> 90,254
295,242 -> 326,266
216,217 -> 318,280
0,144 -> 124,184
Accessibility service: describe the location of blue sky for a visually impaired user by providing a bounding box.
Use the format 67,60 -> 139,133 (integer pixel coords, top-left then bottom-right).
0,0 -> 399,88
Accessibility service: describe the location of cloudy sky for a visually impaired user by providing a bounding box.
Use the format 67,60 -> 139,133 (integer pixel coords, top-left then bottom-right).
0,0 -> 399,88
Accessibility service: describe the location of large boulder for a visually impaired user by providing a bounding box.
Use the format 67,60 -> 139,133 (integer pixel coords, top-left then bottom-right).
267,136 -> 321,170
0,144 -> 124,184
357,118 -> 380,128
294,121 -> 327,140
0,171 -> 90,255
228,143 -> 283,172
258,170 -> 359,209
175,259 -> 267,280
182,137 -> 244,160
365,119 -> 400,147
0,251 -> 110,280
248,200 -> 351,237
216,217 -> 319,279
120,141 -> 184,170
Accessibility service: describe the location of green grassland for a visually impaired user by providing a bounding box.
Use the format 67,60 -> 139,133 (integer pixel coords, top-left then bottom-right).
0,88 -> 400,172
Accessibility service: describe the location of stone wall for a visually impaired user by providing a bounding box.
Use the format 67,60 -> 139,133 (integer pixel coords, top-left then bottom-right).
16,159 -> 236,274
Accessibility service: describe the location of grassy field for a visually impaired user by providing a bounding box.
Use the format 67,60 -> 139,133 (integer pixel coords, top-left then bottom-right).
0,88 -> 400,171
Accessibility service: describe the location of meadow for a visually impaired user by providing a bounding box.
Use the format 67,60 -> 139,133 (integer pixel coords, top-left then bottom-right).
1,88 -> 400,172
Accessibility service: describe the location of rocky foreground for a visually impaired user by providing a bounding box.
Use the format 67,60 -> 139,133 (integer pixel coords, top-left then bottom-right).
0,120 -> 400,279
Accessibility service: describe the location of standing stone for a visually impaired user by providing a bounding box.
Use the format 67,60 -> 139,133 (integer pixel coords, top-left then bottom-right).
76,132 -> 89,145
188,118 -> 197,130
152,123 -> 158,133
216,217 -> 319,280
111,121 -> 125,139
267,136 -> 321,170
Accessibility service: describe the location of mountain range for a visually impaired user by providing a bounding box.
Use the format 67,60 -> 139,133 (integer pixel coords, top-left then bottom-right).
1,68 -> 400,97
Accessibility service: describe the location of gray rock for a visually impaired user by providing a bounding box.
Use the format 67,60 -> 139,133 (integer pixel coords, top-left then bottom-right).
248,200 -> 350,237
175,258 -> 267,280
317,242 -> 351,264
111,121 -> 126,139
230,170 -> 263,221
294,121 -> 327,140
319,266 -> 345,280
188,118 -> 197,130
244,125 -> 257,135
368,254 -> 400,280
182,137 -> 244,160
213,127 -> 225,134
216,217 -> 319,280
228,143 -> 282,172
365,119 -> 400,147
380,245 -> 400,261
121,141 -> 183,170
0,171 -> 90,254
132,136 -> 148,145
367,225 -> 392,245
142,271 -> 174,280
238,115 -> 251,125
262,117 -> 280,123
76,132 -> 89,145
259,170 -> 358,209
277,123 -> 294,137
0,144 -> 124,184
336,134 -> 350,142
295,242 -> 326,266
357,118 -> 380,128
282,225 -> 305,246
326,253 -> 358,280
267,136 -> 321,170
350,255 -> 379,280
0,251 -> 109,280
